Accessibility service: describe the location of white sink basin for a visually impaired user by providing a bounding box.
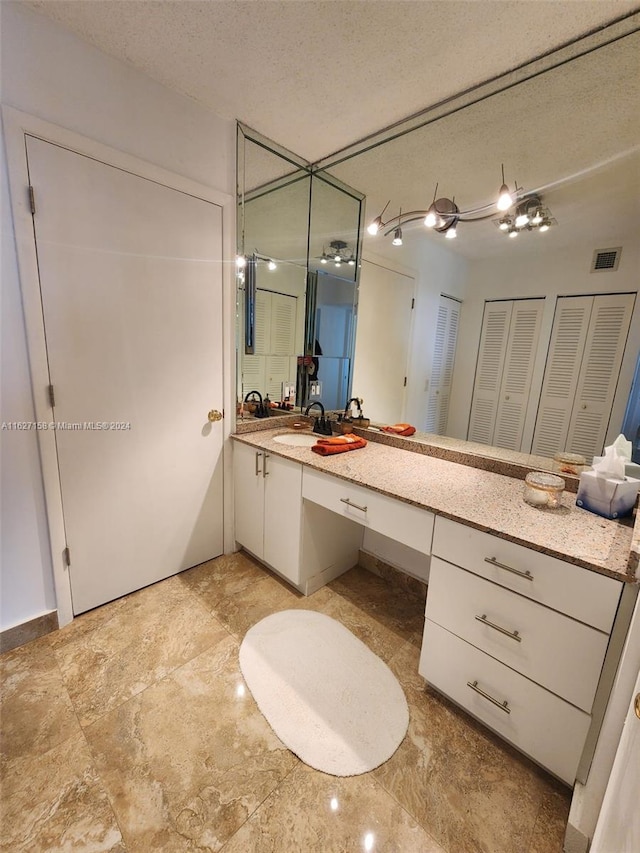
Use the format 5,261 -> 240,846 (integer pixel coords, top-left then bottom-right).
273,432 -> 318,447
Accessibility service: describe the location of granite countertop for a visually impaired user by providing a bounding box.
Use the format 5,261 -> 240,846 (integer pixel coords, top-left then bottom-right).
232,427 -> 639,584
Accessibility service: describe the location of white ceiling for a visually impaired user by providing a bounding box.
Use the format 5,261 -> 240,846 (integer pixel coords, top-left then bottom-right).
22,0 -> 640,163
21,0 -> 640,261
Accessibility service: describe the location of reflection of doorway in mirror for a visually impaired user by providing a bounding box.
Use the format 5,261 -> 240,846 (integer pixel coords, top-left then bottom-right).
313,274 -> 356,411
425,295 -> 461,435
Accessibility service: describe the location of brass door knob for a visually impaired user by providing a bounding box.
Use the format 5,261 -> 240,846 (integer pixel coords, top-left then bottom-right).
208,410 -> 223,422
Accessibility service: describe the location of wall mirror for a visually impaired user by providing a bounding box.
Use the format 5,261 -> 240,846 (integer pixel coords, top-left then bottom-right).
313,18 -> 640,466
237,127 -> 364,412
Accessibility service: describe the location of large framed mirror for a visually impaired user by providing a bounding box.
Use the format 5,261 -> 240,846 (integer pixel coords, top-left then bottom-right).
237,126 -> 364,413
313,18 -> 640,464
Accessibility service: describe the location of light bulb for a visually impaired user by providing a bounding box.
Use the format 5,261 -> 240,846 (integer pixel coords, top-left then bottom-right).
445,225 -> 457,239
424,207 -> 437,228
235,255 -> 246,268
539,221 -> 550,232
498,219 -> 510,231
320,257 -> 327,264
497,184 -> 513,211
367,217 -> 381,235
515,213 -> 529,228
348,259 -> 355,266
267,260 -> 277,271
335,260 -> 341,267
508,228 -> 518,238
531,210 -> 543,225
392,227 -> 403,246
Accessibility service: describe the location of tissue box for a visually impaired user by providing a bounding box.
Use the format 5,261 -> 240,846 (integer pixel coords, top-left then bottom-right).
576,470 -> 640,519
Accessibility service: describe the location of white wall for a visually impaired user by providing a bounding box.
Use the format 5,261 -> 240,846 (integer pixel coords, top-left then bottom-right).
448,236 -> 640,444
405,240 -> 468,428
0,3 -> 234,631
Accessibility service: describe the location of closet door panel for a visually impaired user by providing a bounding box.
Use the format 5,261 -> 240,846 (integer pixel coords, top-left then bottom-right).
270,292 -> 297,356
493,300 -> 544,450
566,293 -> 635,458
531,296 -> 592,457
468,301 -> 512,444
426,296 -> 460,434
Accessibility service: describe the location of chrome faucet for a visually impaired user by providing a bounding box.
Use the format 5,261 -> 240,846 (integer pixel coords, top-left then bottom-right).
304,401 -> 332,435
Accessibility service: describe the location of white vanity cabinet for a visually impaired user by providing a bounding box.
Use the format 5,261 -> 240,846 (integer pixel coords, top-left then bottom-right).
419,517 -> 623,784
233,441 -> 303,586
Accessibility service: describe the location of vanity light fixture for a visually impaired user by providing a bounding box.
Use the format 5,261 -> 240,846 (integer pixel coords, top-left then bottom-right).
497,164 -> 514,211
267,259 -> 277,271
366,170 -> 518,245
392,209 -> 403,245
366,199 -> 391,235
494,195 -> 557,237
424,183 -> 439,228
318,239 -> 357,267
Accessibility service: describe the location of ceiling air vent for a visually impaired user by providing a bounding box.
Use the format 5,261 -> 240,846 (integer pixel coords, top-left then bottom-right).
591,247 -> 622,273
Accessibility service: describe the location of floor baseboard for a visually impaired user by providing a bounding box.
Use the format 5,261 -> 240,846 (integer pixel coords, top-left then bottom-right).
0,610 -> 59,653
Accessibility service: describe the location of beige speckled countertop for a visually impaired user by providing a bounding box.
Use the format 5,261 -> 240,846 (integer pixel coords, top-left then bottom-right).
232,428 -> 639,584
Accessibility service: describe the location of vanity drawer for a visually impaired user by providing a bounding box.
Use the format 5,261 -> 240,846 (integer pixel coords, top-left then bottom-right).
426,558 -> 608,712
302,468 -> 434,555
432,517 -> 621,632
419,620 -> 591,785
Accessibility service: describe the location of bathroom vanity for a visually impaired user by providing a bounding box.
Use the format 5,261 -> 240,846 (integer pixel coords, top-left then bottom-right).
231,425 -> 638,786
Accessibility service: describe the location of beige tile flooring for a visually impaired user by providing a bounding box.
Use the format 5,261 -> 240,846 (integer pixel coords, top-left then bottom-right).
0,553 -> 570,852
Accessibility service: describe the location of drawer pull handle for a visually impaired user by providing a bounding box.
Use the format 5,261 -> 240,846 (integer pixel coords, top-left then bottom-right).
263,453 -> 269,478
340,498 -> 368,513
255,451 -> 262,476
484,556 -> 533,581
467,680 -> 511,714
475,614 -> 522,642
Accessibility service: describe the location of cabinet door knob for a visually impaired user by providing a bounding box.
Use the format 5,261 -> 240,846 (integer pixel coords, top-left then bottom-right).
208,409 -> 223,422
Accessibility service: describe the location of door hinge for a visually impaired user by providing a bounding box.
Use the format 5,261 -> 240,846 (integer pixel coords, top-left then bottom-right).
63,547 -> 71,567
28,185 -> 36,215
403,376 -> 407,387
411,298 -> 415,309
48,384 -> 55,408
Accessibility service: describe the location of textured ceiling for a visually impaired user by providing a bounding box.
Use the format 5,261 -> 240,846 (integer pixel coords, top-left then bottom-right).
19,0 -> 640,260
22,0 -> 640,163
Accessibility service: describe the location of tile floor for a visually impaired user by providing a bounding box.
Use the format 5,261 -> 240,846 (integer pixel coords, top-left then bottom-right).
0,553 -> 570,852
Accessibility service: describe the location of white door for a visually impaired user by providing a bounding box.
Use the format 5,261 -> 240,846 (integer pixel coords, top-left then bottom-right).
425,295 -> 460,434
468,301 -> 513,444
531,293 -> 635,459
591,666 -> 640,852
492,299 -> 544,450
27,136 -> 224,614
352,259 -> 415,424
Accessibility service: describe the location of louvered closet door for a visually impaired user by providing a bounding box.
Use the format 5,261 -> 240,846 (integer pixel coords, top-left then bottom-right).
270,292 -> 297,355
531,297 -> 592,457
566,294 -> 635,458
254,289 -> 271,355
531,294 -> 635,459
468,301 -> 512,444
426,296 -> 460,434
493,300 -> 544,450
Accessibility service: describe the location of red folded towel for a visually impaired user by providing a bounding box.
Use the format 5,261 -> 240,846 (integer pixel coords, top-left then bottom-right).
312,434 -> 367,455
382,423 -> 416,436
315,434 -> 365,446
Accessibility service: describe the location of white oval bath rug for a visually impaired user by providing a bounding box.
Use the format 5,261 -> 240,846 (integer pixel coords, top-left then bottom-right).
239,609 -> 409,776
